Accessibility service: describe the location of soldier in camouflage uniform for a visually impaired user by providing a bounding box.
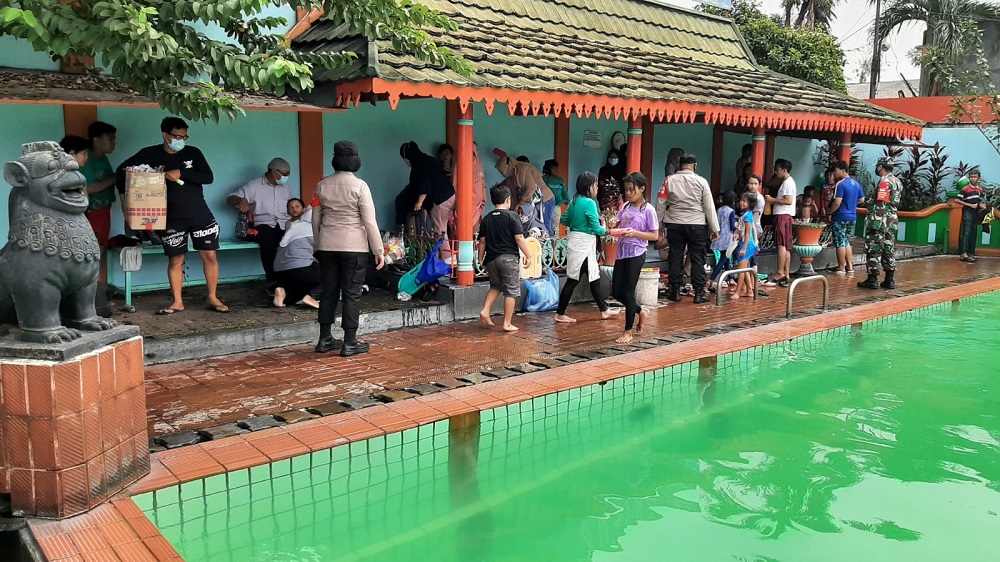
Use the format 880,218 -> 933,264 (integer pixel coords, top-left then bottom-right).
858,158 -> 902,289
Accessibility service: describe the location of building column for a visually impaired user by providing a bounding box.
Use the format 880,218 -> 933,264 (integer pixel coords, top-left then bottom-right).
626,115 -> 643,200
554,115 -> 570,236
764,133 -> 776,180
710,127 -> 724,199
454,104 -> 475,286
838,132 -> 852,164
640,117 -> 655,187
297,111 -> 324,204
751,127 -> 766,178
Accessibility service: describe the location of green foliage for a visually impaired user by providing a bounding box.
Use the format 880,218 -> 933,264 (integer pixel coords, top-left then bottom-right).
700,1 -> 847,93
938,20 -> 1000,158
880,143 -> 954,211
0,0 -> 473,121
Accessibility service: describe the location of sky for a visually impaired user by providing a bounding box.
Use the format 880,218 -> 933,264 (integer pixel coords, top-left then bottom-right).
669,0 -> 926,87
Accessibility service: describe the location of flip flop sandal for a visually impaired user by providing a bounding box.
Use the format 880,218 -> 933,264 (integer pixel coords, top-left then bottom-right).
207,304 -> 230,313
960,256 -> 971,262
156,307 -> 183,315
778,278 -> 790,288
970,256 -> 978,263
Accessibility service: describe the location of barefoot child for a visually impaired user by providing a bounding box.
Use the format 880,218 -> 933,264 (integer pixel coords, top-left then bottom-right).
707,190 -> 738,292
479,185 -> 532,332
611,173 -> 659,344
732,193 -> 759,299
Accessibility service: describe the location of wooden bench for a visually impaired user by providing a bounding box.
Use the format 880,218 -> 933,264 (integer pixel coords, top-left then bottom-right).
106,240 -> 263,309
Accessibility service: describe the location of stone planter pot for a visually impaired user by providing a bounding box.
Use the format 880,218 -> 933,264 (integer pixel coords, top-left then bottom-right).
601,240 -> 618,266
793,225 -> 824,276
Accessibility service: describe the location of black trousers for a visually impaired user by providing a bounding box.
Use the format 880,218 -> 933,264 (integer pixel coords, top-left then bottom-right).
256,224 -> 284,283
667,223 -> 709,291
274,264 -> 321,305
317,251 -> 367,337
611,255 -> 644,331
557,266 -> 608,315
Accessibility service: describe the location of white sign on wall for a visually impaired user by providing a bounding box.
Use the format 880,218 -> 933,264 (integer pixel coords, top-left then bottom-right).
583,130 -> 602,149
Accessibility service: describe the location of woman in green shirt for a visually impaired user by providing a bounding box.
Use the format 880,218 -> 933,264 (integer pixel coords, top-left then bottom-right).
543,159 -> 569,236
555,171 -> 617,323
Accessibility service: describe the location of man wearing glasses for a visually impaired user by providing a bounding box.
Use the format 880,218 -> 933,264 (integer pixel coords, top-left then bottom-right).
227,157 -> 293,292
117,116 -> 227,314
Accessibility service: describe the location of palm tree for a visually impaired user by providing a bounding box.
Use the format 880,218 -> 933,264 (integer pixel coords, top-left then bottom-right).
874,0 -> 1000,95
782,0 -> 801,27
794,0 -> 838,30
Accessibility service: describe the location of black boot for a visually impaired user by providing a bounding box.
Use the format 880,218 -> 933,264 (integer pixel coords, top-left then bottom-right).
857,273 -> 880,289
340,340 -> 370,357
880,271 -> 895,289
315,336 -> 343,353
667,284 -> 682,302
693,290 -> 710,304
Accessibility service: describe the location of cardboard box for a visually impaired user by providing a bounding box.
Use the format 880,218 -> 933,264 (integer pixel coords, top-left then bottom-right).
125,171 -> 167,230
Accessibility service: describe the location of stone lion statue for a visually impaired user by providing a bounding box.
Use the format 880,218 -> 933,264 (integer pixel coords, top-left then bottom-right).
0,141 -> 117,343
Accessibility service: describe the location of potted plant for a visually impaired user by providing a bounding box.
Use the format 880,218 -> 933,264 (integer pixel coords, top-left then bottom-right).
792,220 -> 826,276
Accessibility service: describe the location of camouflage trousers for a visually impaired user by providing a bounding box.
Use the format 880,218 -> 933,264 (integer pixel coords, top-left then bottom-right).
865,227 -> 896,274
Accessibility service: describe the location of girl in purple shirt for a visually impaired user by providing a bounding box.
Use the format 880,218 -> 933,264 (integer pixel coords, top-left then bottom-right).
611,173 -> 659,344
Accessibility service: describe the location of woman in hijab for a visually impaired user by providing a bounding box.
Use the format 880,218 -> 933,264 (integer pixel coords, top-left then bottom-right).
598,148 -> 626,186
273,198 -> 320,309
313,141 -> 385,357
664,147 -> 685,177
401,141 -> 456,245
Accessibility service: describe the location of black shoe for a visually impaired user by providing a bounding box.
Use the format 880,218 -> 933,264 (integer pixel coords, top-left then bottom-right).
315,336 -> 343,353
667,285 -> 682,302
857,273 -> 880,289
693,292 -> 710,304
880,271 -> 895,289
340,340 -> 370,357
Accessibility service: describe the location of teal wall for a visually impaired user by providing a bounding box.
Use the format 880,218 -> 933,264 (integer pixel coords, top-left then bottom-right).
0,103 -> 65,251
0,36 -> 60,71
650,123 -> 715,191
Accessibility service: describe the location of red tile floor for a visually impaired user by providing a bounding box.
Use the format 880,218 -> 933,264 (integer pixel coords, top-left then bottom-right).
144,256 -> 1000,436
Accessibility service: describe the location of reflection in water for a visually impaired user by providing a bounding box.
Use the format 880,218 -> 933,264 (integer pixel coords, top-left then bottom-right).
449,412 -> 492,561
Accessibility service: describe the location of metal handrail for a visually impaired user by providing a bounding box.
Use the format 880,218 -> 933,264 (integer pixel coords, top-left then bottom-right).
714,267 -> 759,306
786,275 -> 829,317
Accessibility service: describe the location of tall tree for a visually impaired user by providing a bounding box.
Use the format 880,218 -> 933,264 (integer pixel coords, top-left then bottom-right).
874,0 -> 1000,95
0,0 -> 473,121
794,0 -> 838,30
702,1 -> 848,93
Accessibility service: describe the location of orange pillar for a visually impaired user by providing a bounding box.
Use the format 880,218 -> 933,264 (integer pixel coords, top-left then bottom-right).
454,104 -> 475,286
710,127 -> 724,199
446,100 -> 460,149
63,104 -> 97,137
627,116 -> 643,175
640,117 -> 655,190
838,132 -> 852,164
764,133 -> 776,180
751,127 -> 766,178
554,115 -> 570,236
297,111 -> 324,204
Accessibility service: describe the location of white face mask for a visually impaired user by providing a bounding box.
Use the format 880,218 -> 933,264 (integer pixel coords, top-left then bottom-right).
608,158 -> 619,166
169,139 -> 185,151
276,174 -> 289,185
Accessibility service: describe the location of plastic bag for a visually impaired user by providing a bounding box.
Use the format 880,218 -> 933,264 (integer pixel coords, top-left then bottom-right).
235,211 -> 257,240
382,232 -> 406,265
416,239 -> 452,284
524,268 -> 559,312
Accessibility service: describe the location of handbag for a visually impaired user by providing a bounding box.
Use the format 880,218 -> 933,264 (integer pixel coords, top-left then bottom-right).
416,239 -> 452,284
654,226 -> 668,250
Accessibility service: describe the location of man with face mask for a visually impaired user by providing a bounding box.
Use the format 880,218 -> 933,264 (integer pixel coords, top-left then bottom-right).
117,116 -> 225,314
228,157 -> 293,289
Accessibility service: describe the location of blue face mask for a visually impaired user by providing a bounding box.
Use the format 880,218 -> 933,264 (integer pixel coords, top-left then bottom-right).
609,158 -> 619,166
169,139 -> 185,151
277,175 -> 290,185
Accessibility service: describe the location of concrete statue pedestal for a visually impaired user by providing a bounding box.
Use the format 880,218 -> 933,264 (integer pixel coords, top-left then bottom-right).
0,326 -> 148,518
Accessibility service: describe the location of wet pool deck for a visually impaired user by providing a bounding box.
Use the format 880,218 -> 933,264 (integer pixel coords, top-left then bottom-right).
145,256 -> 999,436
29,255 -> 1000,562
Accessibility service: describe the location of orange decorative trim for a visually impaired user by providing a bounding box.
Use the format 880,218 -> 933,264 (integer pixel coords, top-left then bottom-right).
285,9 -> 324,43
334,78 -> 924,140
298,111 -> 324,204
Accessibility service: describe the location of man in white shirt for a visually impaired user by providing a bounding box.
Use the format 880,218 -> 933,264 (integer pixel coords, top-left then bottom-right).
764,159 -> 796,286
228,157 -> 293,289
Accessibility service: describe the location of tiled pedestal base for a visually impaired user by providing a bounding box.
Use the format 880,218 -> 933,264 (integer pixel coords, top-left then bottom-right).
0,336 -> 149,518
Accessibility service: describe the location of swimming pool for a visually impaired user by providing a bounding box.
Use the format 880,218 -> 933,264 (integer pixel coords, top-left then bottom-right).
136,292 -> 1000,561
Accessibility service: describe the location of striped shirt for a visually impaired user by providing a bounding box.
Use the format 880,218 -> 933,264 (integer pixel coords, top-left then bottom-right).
959,185 -> 984,209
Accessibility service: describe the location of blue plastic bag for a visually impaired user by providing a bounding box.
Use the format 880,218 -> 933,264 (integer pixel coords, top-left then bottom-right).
416,239 -> 452,284
524,268 -> 559,312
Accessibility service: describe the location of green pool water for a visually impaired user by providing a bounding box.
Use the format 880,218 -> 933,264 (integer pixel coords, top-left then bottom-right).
137,293 -> 1000,561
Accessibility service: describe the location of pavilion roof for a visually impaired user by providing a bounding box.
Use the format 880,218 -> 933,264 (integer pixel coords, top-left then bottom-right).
291,0 -> 923,141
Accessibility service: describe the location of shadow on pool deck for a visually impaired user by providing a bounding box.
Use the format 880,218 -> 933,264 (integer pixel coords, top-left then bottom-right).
143,255 -> 999,441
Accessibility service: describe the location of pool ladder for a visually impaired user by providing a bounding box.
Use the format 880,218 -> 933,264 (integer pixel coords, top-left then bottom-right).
786,275 -> 829,317
713,267 -> 758,306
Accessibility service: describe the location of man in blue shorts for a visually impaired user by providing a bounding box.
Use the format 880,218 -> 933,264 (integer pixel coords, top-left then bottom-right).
826,160 -> 865,275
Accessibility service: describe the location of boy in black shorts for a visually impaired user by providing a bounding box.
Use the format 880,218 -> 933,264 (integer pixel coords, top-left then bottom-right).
117,117 -> 228,314
478,185 -> 532,332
